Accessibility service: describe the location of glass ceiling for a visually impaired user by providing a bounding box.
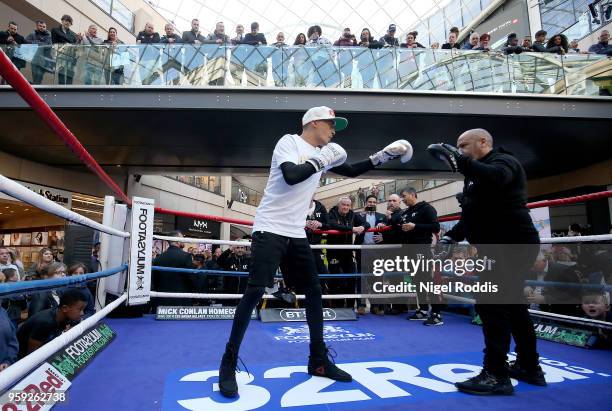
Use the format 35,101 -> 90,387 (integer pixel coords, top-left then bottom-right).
147,0 -> 461,45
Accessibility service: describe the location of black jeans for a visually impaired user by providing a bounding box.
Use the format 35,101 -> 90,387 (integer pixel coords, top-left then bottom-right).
477,304 -> 539,376
475,243 -> 540,376
228,231 -> 324,350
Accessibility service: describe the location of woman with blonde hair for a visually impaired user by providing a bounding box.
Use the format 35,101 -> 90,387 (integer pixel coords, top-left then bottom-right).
26,247 -> 54,279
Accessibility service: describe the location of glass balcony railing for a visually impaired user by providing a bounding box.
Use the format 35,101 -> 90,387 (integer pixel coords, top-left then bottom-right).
1,44 -> 610,95
231,182 -> 262,207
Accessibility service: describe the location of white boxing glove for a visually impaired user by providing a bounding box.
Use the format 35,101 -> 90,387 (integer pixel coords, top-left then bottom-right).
369,140 -> 413,166
306,142 -> 347,172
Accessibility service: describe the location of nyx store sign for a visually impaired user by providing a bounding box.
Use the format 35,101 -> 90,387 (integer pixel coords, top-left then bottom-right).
176,216 -> 221,238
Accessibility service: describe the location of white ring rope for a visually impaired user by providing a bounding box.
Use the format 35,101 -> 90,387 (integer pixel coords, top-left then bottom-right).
155,234 -> 612,249
540,234 -> 612,243
149,291 -> 416,300
0,293 -> 128,393
0,175 -> 130,238
154,235 -> 402,250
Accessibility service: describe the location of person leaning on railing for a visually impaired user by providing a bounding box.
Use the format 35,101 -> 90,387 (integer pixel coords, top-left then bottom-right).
160,23 -> 182,44
136,22 -> 160,44
588,29 -> 612,55
358,28 -> 382,48
204,22 -> 231,45
502,33 -> 524,55
545,33 -> 569,55
182,18 -> 206,44
242,22 -> 267,46
51,15 -> 80,85
333,28 -> 357,47
462,32 -> 480,50
532,29 -> 548,52
103,27 -> 124,85
400,32 -> 425,48
25,19 -> 53,85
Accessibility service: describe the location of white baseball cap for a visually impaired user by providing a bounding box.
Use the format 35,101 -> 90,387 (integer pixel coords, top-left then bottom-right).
302,106 -> 348,131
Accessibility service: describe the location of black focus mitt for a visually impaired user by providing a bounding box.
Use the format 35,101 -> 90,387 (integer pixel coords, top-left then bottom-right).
426,143 -> 465,173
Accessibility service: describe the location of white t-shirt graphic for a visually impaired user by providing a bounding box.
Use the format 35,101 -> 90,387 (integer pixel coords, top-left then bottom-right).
252,134 -> 323,238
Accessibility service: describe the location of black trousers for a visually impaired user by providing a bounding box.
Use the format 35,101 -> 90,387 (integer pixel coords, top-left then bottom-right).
475,243 -> 540,376
228,231 -> 324,350
477,304 -> 539,376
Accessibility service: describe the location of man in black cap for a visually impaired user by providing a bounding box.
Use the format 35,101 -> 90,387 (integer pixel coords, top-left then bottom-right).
427,129 -> 545,395
379,24 -> 399,46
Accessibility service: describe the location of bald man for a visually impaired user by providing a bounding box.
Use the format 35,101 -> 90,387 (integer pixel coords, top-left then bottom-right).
427,129 -> 544,395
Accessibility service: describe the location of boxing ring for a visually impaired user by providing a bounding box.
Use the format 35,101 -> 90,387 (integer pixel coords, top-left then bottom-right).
1,48 -> 612,410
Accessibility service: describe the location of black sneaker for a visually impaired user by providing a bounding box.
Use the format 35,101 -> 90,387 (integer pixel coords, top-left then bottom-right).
218,342 -> 241,398
507,361 -> 547,386
272,288 -> 297,306
423,313 -> 444,326
455,370 -> 514,395
308,342 -> 352,382
407,309 -> 428,320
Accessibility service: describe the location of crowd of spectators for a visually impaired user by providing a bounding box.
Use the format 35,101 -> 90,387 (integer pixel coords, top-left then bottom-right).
1,208 -> 610,373
0,243 -> 99,372
2,15 -> 611,55
1,16 -> 609,86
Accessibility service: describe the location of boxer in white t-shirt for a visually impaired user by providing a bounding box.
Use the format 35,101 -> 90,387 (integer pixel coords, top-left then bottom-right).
218,106 -> 413,397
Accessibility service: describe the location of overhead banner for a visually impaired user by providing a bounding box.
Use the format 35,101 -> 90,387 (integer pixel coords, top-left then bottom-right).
156,306 -> 257,320
259,308 -> 357,323
128,197 -> 155,305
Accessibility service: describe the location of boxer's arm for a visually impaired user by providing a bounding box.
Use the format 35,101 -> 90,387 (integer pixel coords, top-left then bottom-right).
462,158 -> 515,185
329,159 -> 374,177
280,162 -> 318,185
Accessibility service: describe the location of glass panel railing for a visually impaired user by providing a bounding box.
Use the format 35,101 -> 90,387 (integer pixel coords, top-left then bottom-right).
1,44 -> 610,95
231,183 -> 262,207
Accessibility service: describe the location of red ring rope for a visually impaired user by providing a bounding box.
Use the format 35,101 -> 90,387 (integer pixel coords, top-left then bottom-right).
0,50 -> 130,205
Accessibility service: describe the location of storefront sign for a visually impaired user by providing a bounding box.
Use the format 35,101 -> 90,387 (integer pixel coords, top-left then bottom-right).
0,180 -> 72,209
176,216 -> 221,239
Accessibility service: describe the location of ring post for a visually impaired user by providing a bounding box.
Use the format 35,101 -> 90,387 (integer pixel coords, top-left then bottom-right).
128,197 -> 155,305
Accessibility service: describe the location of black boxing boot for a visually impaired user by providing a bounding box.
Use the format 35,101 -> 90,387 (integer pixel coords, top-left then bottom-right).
219,342 -> 239,398
307,341 -> 352,382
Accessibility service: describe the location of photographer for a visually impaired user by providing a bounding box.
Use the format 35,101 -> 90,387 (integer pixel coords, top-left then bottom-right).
334,28 -> 357,46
